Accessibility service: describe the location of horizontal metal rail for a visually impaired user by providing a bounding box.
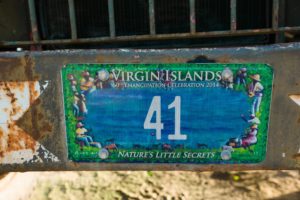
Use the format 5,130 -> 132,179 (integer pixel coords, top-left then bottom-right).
0,0 -> 299,48
1,26 -> 300,47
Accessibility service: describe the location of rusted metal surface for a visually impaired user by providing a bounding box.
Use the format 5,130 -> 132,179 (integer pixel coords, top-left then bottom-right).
0,43 -> 300,172
0,54 -> 60,170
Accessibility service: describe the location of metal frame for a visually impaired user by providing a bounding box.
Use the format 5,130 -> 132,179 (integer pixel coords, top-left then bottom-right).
1,0 -> 300,47
1,42 -> 300,171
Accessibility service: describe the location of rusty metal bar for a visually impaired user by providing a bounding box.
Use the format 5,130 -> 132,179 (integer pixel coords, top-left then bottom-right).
189,0 -> 196,34
68,0 -> 77,39
1,26 -> 300,47
273,0 -> 284,43
279,0 -> 286,41
27,0 -> 40,41
230,0 -> 237,31
108,0 -> 116,37
149,0 -> 156,35
1,43 -> 300,172
273,0 -> 279,30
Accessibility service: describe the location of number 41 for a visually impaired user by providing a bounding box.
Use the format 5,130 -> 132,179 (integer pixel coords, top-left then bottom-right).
144,96 -> 187,140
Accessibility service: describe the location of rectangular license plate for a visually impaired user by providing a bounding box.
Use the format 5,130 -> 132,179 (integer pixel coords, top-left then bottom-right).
62,64 -> 273,164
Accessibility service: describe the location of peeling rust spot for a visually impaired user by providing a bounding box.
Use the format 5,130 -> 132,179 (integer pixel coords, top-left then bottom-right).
292,153 -> 300,160
0,122 -> 36,157
17,97 -> 53,141
0,57 -> 29,81
3,82 -> 23,119
24,54 -> 40,143
96,55 -> 121,63
160,56 -> 187,63
71,162 -> 80,168
6,123 -> 36,152
10,97 -> 17,104
34,98 -> 41,105
0,54 -> 51,161
38,113 -> 44,119
41,123 -> 53,133
215,55 -> 232,63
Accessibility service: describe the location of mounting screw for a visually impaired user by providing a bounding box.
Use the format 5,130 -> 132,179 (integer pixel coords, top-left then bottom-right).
221,150 -> 232,161
99,148 -> 109,159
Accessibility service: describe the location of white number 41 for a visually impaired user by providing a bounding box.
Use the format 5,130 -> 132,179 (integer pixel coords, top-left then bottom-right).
144,96 -> 187,140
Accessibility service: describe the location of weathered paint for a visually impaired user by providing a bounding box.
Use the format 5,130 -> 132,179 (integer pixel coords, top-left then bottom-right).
0,42 -> 299,172
0,81 -> 59,164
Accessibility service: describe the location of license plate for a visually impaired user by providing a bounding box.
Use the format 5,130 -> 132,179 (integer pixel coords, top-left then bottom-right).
62,64 -> 273,164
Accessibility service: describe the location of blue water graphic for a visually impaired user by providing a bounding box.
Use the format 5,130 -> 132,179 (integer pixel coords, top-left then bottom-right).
85,86 -> 250,149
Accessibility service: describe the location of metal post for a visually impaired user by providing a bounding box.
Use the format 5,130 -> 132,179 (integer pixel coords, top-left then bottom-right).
28,0 -> 40,42
272,0 -> 279,30
273,0 -> 285,43
230,0 -> 237,31
149,0 -> 156,35
108,0 -> 116,37
189,0 -> 196,33
68,0 -> 77,39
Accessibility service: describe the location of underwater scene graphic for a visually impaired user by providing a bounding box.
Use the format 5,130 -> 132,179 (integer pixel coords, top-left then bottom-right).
62,64 -> 273,163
